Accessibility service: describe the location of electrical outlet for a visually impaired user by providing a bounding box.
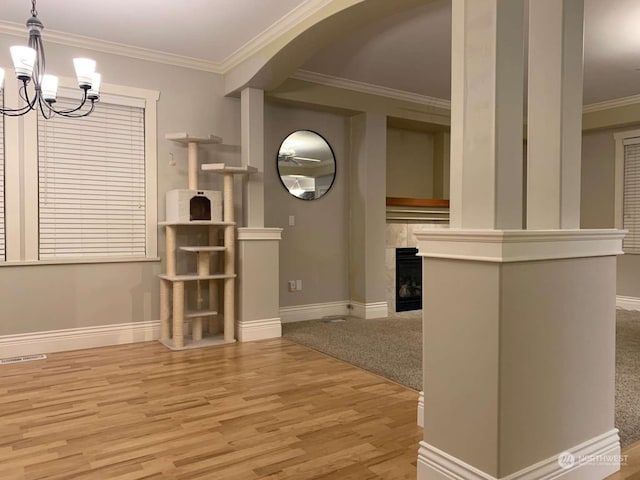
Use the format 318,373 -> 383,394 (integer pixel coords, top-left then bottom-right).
288,215 -> 295,226
288,280 -> 296,292
296,279 -> 302,291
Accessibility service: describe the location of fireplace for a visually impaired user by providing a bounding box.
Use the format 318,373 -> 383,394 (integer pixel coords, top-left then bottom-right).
395,247 -> 422,312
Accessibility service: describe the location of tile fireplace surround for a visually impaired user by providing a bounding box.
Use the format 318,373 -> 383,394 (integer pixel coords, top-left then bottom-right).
385,221 -> 449,315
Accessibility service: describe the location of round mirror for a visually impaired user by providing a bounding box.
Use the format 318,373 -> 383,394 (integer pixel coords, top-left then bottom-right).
277,130 -> 336,200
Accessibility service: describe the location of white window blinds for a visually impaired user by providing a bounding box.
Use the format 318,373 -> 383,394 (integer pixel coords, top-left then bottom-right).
38,97 -> 146,259
0,93 -> 4,261
623,139 -> 640,254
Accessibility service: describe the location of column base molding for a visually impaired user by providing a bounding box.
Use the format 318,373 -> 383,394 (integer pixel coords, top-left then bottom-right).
617,295 -> 640,311
415,229 -> 624,262
236,317 -> 281,342
417,390 -> 424,427
280,301 -> 350,323
351,301 -> 388,319
418,429 -> 620,480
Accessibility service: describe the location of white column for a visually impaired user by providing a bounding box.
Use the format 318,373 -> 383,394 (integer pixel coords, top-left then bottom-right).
418,1 -> 623,479
241,87 -> 264,228
349,113 -> 388,319
449,0 -> 525,230
527,0 -> 584,229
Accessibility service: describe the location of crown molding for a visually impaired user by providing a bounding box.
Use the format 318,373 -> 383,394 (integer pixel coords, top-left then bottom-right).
291,69 -> 452,110
0,20 -> 223,74
220,0 -> 334,72
583,94 -> 640,113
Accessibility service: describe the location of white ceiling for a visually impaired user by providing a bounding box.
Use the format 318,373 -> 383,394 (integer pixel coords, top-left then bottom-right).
0,0 -> 307,64
1,0 -> 639,105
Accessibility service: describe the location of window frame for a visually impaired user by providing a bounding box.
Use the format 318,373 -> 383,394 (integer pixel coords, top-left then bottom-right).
614,128 -> 640,253
2,72 -> 159,264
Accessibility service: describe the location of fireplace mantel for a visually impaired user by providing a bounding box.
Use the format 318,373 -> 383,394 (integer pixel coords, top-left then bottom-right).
386,197 -> 450,208
386,197 -> 450,223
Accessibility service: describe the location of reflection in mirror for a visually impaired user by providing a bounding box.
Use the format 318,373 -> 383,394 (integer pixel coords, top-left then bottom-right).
277,130 -> 336,200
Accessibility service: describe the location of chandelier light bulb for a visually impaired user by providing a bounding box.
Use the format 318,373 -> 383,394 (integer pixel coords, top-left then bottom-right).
87,72 -> 101,100
10,45 -> 36,81
73,57 -> 96,89
41,74 -> 58,103
0,67 -> 5,90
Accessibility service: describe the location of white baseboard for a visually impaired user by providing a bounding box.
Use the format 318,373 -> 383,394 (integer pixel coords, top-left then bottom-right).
236,317 -> 282,342
0,321 -> 160,358
418,391 -> 424,428
280,301 -> 349,323
351,301 -> 389,319
616,295 -> 640,311
418,429 -> 620,480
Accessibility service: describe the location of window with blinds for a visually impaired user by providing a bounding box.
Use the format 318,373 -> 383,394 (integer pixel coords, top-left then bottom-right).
623,138 -> 640,254
38,97 -> 146,259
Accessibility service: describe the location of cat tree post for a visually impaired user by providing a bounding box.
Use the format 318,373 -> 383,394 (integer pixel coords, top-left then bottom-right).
159,280 -> 170,341
223,173 -> 235,343
201,163 -> 258,343
209,225 -> 220,334
193,251 -> 211,341
172,281 -> 185,348
188,141 -> 199,190
160,225 -> 177,341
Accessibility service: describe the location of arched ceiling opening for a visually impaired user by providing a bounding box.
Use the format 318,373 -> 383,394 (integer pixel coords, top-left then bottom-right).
223,0 -> 436,96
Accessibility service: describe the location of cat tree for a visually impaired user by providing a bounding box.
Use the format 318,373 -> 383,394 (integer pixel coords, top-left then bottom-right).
159,132 -> 255,349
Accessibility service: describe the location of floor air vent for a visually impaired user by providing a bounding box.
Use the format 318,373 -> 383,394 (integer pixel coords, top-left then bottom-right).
321,316 -> 346,323
0,354 -> 47,365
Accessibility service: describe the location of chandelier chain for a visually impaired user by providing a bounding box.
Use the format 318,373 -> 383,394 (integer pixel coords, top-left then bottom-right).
31,0 -> 38,17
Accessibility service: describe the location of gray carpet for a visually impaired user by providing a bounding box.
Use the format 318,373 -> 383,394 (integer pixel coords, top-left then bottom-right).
616,309 -> 640,448
283,309 -> 640,448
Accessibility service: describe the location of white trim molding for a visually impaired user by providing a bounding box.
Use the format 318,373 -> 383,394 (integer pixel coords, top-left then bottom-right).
0,1 -> 335,75
414,229 -> 625,263
220,1 -> 333,72
280,301 -> 350,323
350,301 -> 389,319
616,296 -> 640,311
237,227 -> 283,241
236,318 -> 282,342
0,20 -> 223,73
417,391 -> 424,428
0,321 -> 160,358
292,69 -> 451,110
614,129 -> 640,230
418,429 -> 621,480
583,94 -> 640,113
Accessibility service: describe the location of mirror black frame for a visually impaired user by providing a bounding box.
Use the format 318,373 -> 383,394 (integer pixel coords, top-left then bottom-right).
276,130 -> 337,201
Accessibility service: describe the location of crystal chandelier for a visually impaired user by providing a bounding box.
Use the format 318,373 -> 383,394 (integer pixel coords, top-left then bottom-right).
0,0 -> 101,118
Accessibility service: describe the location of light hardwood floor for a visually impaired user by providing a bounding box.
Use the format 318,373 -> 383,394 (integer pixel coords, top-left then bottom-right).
0,339 -> 421,479
0,338 -> 637,479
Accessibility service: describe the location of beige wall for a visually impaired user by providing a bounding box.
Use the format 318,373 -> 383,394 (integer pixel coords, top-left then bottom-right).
581,125 -> 640,298
263,103 -> 350,308
0,34 -> 238,335
386,128 -> 435,198
581,129 -> 616,228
